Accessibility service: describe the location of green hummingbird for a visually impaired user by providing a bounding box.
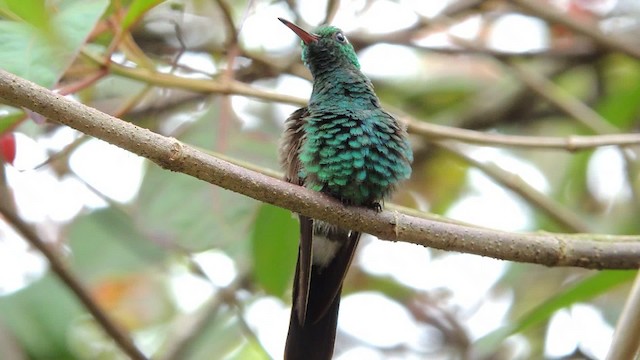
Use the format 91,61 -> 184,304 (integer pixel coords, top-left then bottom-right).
278,18 -> 413,359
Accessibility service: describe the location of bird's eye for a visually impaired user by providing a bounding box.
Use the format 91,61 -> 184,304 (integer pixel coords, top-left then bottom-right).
335,32 -> 346,43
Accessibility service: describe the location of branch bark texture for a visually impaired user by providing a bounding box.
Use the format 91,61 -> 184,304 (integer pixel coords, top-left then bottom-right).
1,69 -> 640,269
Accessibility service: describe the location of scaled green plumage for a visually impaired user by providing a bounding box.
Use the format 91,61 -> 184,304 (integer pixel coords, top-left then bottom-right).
297,25 -> 412,205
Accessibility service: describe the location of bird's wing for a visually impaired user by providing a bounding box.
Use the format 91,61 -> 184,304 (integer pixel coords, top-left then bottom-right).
279,107 -> 308,186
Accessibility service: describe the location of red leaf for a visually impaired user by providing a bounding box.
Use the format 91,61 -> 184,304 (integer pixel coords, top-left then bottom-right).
0,133 -> 16,165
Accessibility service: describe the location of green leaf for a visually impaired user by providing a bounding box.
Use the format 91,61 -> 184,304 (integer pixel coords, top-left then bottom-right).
121,0 -> 164,31
477,270 -> 636,352
0,274 -> 83,359
136,97 -> 280,253
0,0 -> 109,87
597,80 -> 640,129
596,56 -> 640,129
0,0 -> 49,26
0,106 -> 23,133
251,203 -> 298,296
68,207 -> 168,281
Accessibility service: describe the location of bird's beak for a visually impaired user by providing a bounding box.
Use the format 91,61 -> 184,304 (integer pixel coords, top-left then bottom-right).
278,18 -> 319,45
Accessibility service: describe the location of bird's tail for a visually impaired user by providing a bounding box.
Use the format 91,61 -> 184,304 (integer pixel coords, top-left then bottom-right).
284,277 -> 342,360
284,226 -> 360,360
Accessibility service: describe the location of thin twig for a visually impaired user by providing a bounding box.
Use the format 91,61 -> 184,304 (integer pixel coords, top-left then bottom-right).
607,272 -> 640,360
504,60 -> 616,134
406,115 -> 640,150
0,202 -> 147,360
224,291 -> 272,359
511,0 -> 640,60
81,50 -> 640,151
160,275 -> 246,360
323,0 -> 340,25
2,69 -> 640,269
437,142 -> 591,233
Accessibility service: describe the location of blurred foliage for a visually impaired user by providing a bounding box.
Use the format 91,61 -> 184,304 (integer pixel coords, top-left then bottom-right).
1,0 -> 640,359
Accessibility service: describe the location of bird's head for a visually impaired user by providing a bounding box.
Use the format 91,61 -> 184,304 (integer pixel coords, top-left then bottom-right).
279,18 -> 360,76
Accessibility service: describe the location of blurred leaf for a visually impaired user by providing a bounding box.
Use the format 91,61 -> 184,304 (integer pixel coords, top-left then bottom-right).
556,149 -> 593,221
0,0 -> 49,26
0,274 -> 83,359
344,272 -> 415,301
67,315 -> 128,359
251,203 -> 298,296
228,341 -> 271,360
0,108 -> 23,133
91,274 -> 174,330
174,307 -> 248,360
477,270 -> 635,352
68,207 -> 168,281
420,150 -> 468,214
136,97 -> 280,254
121,0 -> 164,31
0,0 -> 108,87
597,58 -> 640,129
377,78 -> 478,122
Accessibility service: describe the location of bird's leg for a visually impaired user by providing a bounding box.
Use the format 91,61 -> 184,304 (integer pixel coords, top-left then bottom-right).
370,201 -> 383,213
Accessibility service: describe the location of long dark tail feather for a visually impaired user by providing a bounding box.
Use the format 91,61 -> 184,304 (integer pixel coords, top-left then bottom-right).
296,215 -> 314,324
285,230 -> 361,360
285,284 -> 341,360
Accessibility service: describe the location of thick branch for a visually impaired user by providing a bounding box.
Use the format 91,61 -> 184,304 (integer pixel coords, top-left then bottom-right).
1,69 -> 640,269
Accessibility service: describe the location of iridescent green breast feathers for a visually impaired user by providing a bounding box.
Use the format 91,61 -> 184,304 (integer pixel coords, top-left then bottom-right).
280,21 -> 412,206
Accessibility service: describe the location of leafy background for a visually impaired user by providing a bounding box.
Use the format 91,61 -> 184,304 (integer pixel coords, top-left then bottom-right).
1,0 -> 640,359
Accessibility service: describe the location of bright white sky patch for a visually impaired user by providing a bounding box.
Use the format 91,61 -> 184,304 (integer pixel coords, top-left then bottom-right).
573,304 -> 614,359
192,250 -> 237,287
447,147 -> 550,231
545,304 -> 614,359
69,139 -> 145,204
488,14 -> 549,53
359,44 -> 420,78
340,292 -> 420,348
245,296 -> 290,359
359,236 -> 430,283
297,0 -> 332,26
546,309 -> 579,357
168,264 -> 214,313
240,2 -> 296,53
587,146 -> 631,204
353,0 -> 419,34
466,290 -> 513,339
0,221 -> 47,295
336,346 -> 384,360
449,15 -> 483,40
401,0 -> 451,18
419,254 -> 506,309
447,180 -> 532,231
472,147 -> 550,193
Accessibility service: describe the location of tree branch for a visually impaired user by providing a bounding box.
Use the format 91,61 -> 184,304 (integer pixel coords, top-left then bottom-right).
511,0 -> 640,60
437,142 -> 591,233
1,69 -> 640,269
0,202 -> 147,360
608,272 -> 640,360
85,52 -> 640,151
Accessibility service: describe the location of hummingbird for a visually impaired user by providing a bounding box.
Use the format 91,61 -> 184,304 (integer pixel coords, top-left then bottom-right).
278,18 -> 413,359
